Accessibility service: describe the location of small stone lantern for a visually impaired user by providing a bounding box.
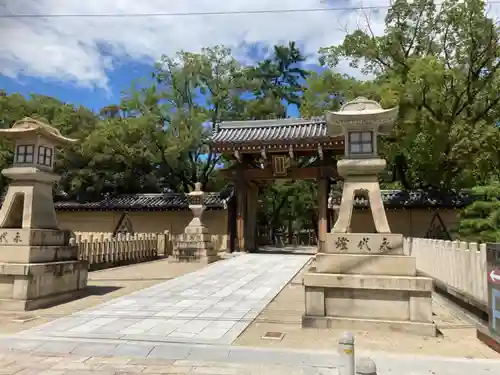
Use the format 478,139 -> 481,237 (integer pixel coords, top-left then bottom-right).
186,182 -> 207,231
326,97 -> 398,234
171,182 -> 218,264
0,117 -> 77,229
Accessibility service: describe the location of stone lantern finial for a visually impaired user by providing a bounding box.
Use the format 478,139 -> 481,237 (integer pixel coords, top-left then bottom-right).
0,117 -> 78,229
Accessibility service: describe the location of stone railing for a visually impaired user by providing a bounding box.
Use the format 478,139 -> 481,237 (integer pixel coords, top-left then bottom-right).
71,231 -> 172,270
405,238 -> 489,311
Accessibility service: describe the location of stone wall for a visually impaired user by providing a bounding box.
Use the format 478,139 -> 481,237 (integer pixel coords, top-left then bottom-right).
56,210 -> 229,252
346,208 -> 460,238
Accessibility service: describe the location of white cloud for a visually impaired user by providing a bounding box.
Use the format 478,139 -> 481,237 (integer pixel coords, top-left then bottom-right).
0,0 -> 392,90
1,1 -> 498,91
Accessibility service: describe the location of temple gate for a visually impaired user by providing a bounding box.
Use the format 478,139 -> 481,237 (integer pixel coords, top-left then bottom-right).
210,118 -> 345,252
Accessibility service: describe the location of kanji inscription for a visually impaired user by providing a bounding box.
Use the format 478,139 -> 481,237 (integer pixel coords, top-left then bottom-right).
357,237 -> 372,252
335,236 -> 349,251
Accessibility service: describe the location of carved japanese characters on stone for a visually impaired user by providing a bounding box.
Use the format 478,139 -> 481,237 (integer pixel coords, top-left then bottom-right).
379,237 -> 390,252
335,236 -> 349,251
358,237 -> 372,252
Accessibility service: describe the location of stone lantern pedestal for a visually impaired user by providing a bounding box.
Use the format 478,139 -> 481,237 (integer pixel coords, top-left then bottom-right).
302,98 -> 436,336
0,118 -> 88,311
171,183 -> 219,264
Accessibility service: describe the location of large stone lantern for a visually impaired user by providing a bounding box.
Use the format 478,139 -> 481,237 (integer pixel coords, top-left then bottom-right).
0,117 -> 77,229
0,118 -> 88,311
171,182 -> 218,264
326,97 -> 398,234
301,98 -> 436,337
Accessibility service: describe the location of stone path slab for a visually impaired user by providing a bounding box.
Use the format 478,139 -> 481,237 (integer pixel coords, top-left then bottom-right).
18,254 -> 310,345
1,335 -> 500,375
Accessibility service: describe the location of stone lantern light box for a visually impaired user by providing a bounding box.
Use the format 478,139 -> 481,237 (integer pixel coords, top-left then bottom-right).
9,118 -> 73,170
0,117 -> 77,230
326,97 -> 398,159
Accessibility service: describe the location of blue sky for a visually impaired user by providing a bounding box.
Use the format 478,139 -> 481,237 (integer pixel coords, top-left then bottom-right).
0,51 -> 311,117
0,1 -> 386,119
0,60 -> 150,113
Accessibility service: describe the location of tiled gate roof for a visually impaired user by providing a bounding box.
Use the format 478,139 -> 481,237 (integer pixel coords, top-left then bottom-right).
0,192 -> 231,212
210,118 -> 344,150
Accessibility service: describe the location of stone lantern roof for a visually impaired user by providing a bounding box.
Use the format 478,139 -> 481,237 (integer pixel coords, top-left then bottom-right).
0,117 -> 77,145
326,97 -> 399,135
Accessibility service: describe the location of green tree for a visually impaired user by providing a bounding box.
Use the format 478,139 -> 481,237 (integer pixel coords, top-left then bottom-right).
149,46 -> 248,191
245,41 -> 309,118
301,71 -> 383,117
60,116 -> 160,200
320,0 -> 500,190
0,92 -> 100,194
457,185 -> 500,242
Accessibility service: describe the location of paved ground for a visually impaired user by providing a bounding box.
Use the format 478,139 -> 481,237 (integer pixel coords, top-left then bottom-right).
0,258 -> 204,335
235,262 -> 500,359
1,253 -> 500,374
1,336 -> 500,374
17,254 -> 310,345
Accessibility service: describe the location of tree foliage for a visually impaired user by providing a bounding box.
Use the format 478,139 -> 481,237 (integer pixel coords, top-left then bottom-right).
320,0 -> 500,190
457,185 -> 500,242
2,1 -> 500,241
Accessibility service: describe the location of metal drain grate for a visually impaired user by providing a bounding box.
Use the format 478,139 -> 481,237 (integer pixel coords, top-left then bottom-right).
262,331 -> 286,341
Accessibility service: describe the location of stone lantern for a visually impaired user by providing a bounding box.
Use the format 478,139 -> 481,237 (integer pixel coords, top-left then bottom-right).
187,182 -> 207,229
0,117 -> 76,229
301,98 -> 436,337
171,182 -> 218,264
0,118 -> 88,311
326,97 -> 398,234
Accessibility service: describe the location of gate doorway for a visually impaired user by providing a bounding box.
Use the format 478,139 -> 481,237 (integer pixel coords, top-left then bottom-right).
211,118 -> 345,253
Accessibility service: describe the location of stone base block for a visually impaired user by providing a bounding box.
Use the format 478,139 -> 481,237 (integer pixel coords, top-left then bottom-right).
0,228 -> 72,247
184,225 -> 208,235
325,233 -> 403,255
302,315 -> 437,337
314,253 -> 416,276
303,272 -> 433,292
170,242 -> 218,264
176,233 -> 212,242
303,271 -> 435,336
0,260 -> 88,311
0,244 -> 78,263
169,254 -> 219,264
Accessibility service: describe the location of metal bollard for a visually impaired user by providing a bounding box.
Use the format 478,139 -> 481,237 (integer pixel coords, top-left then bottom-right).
338,332 -> 355,375
356,357 -> 377,375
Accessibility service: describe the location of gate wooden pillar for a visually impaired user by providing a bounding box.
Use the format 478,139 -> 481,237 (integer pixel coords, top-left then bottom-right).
317,177 -> 329,252
236,170 -> 246,252
245,182 -> 259,252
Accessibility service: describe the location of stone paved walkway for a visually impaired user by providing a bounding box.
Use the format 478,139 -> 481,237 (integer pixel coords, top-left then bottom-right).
1,335 -> 500,374
2,253 -> 500,374
18,254 -> 310,345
